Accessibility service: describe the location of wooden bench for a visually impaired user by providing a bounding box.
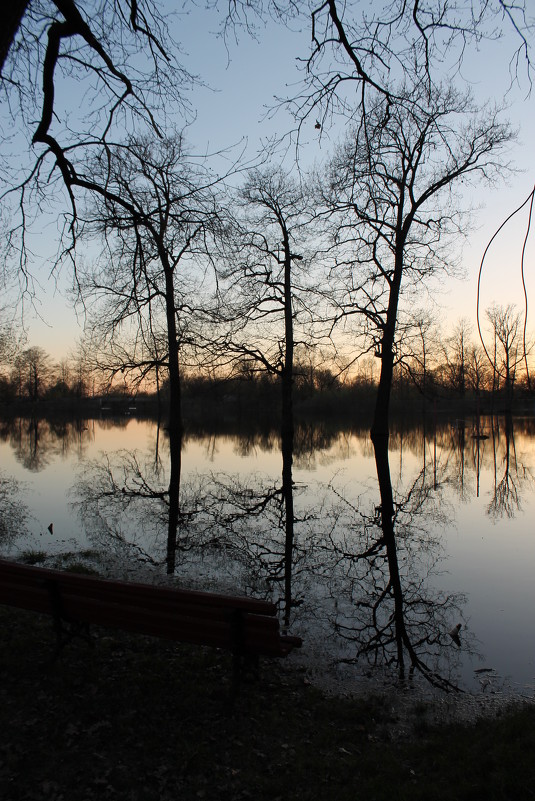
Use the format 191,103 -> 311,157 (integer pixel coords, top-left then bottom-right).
0,559 -> 302,686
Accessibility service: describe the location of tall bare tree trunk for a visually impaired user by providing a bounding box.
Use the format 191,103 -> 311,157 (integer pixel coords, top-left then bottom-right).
281,232 -> 295,625
161,249 -> 183,575
371,250 -> 403,446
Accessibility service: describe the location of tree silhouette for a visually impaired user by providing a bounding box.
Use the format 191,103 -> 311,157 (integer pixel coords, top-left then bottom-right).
1,1 -> 192,283
79,134 -> 225,572
320,85 -> 513,443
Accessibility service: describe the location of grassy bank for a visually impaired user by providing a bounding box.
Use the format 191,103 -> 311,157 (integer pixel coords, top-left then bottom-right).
1,607 -> 534,801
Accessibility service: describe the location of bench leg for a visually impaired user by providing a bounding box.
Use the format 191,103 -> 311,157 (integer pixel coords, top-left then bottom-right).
51,617 -> 92,660
231,651 -> 261,702
43,578 -> 93,658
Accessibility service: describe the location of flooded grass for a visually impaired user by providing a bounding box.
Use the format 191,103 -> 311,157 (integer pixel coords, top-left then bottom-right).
1,607 -> 534,800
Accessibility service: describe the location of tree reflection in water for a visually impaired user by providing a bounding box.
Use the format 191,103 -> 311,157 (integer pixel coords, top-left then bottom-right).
0,416 -> 96,473
487,416 -> 533,519
0,470 -> 31,553
76,439 -> 465,690
72,429 -> 198,571
332,435 -> 466,691
66,413 -> 535,691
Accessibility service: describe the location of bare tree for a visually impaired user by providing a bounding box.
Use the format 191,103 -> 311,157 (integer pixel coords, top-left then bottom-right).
0,304 -> 24,371
212,167 -> 327,617
1,1 -> 194,284
217,168 -> 321,420
397,308 -> 441,400
320,85 -> 513,444
67,340 -> 94,398
80,135 -> 224,423
224,0 -> 533,140
79,134 -> 225,572
486,303 -> 527,410
12,345 -> 53,400
1,1 -> 191,158
466,344 -> 489,393
442,318 -> 472,399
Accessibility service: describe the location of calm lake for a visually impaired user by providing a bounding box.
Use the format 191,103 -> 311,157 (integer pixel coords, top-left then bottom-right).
1,412 -> 535,704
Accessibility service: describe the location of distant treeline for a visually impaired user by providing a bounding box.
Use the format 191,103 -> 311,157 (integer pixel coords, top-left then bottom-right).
1,350 -> 534,422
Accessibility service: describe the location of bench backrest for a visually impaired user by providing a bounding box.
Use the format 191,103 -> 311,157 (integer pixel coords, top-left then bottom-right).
0,559 -> 300,657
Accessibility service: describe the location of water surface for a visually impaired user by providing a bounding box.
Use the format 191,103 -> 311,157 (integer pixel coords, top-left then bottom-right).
1,413 -> 534,701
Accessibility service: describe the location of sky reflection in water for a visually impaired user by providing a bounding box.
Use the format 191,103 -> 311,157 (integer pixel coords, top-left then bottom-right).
1,414 -> 534,697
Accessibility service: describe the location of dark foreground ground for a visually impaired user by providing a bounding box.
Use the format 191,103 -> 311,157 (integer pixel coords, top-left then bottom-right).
1,607 -> 534,801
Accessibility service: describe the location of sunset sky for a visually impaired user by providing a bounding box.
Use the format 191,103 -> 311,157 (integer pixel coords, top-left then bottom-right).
5,3 -> 535,362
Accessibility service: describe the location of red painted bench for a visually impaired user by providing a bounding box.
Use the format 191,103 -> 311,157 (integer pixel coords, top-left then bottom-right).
0,559 -> 301,682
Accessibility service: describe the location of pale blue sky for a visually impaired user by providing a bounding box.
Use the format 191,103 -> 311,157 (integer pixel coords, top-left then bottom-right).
6,2 -> 535,361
